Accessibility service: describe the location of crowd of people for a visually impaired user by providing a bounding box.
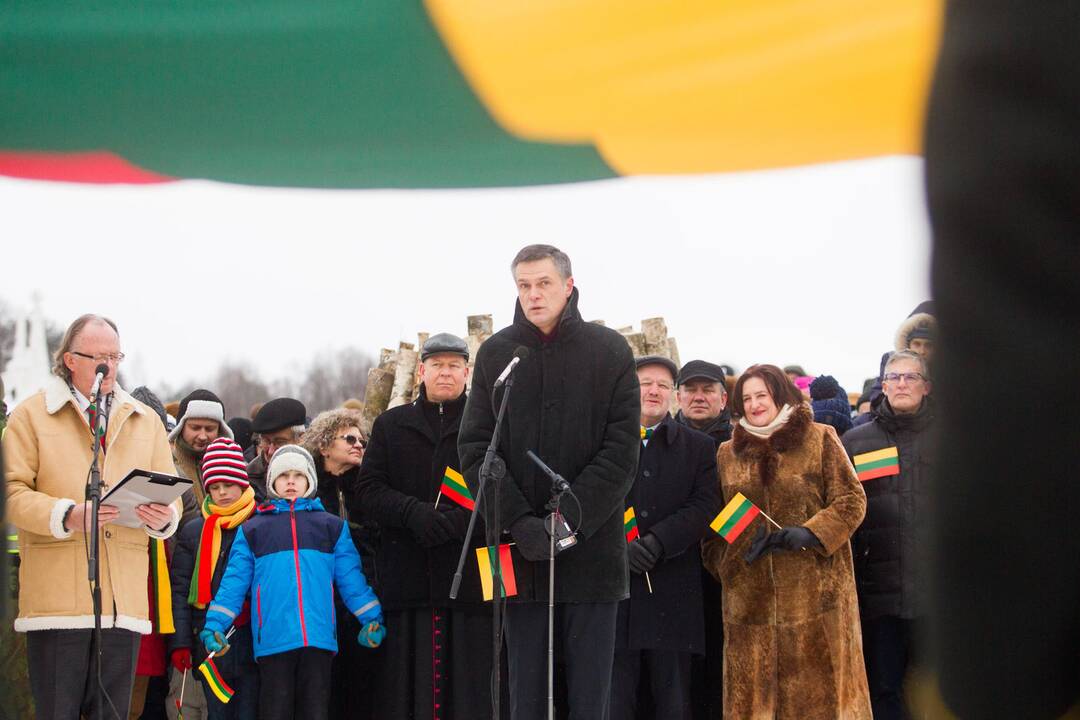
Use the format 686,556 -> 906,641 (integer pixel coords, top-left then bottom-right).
2,244 -> 937,720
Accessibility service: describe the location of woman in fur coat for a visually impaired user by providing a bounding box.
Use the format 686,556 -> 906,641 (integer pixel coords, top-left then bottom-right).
703,364 -> 871,719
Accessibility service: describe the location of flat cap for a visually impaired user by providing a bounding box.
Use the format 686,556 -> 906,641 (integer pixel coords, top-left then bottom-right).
421,332 -> 469,362
676,360 -> 727,387
252,397 -> 307,434
635,355 -> 678,381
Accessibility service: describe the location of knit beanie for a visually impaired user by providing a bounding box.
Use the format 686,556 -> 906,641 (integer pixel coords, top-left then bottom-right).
266,444 -> 318,499
809,375 -> 841,401
200,437 -> 251,491
169,389 -> 234,442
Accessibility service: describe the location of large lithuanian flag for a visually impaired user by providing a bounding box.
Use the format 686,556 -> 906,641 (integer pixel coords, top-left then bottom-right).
0,0 -> 940,189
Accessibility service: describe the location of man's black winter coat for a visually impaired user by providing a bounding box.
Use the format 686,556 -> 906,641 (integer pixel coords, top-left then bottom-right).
458,287 -> 641,603
351,388 -> 486,608
842,397 -> 936,619
616,416 -> 719,654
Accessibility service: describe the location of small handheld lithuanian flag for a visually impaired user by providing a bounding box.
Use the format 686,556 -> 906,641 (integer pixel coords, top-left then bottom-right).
439,467 -> 475,511
198,657 -> 234,704
710,492 -> 762,543
852,447 -> 900,481
475,544 -> 517,601
624,507 -> 640,542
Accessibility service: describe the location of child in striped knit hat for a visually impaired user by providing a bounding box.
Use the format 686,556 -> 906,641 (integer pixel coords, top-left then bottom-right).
168,437 -> 260,719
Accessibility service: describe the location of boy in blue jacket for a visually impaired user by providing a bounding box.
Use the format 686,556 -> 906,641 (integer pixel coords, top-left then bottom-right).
200,445 -> 384,720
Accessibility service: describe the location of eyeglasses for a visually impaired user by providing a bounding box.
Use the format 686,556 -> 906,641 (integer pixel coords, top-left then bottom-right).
337,434 -> 367,449
71,350 -> 126,364
257,435 -> 295,450
884,372 -> 925,385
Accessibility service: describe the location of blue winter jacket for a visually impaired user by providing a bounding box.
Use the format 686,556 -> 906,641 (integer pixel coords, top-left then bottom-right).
203,497 -> 382,660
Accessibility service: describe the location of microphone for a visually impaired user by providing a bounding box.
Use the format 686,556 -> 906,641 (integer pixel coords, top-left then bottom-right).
88,363 -> 110,404
493,347 -> 530,389
526,450 -> 571,494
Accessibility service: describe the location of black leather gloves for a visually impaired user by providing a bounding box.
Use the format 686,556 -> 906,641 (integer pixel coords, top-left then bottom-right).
628,533 -> 664,574
743,525 -> 822,564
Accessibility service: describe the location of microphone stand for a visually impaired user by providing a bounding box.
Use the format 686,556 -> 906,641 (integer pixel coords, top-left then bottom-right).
86,389 -> 107,720
526,451 -> 572,720
450,372 -> 515,720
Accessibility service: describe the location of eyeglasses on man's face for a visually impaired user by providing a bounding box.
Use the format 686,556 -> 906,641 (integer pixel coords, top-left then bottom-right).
883,372 -> 925,385
71,350 -> 126,364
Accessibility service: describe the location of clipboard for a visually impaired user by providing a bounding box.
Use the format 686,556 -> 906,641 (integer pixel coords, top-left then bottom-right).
101,469 -> 194,528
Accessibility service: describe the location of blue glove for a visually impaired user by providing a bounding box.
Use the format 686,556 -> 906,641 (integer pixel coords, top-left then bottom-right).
357,620 -> 385,648
200,629 -> 225,654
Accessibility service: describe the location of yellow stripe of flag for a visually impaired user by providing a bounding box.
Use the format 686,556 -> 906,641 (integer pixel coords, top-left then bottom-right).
710,492 -> 750,534
853,446 -> 899,465
445,467 -> 465,485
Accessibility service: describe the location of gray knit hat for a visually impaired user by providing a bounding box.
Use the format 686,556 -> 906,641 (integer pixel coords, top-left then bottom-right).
266,444 -> 318,499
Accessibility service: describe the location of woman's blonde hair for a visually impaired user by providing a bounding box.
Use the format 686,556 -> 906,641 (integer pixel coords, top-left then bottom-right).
302,408 -> 365,458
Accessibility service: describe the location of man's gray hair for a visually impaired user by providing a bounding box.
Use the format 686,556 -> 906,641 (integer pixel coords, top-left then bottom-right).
884,349 -> 929,379
511,244 -> 573,280
51,314 -> 119,381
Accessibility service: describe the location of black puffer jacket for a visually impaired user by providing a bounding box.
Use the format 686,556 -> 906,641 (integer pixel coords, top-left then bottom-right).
349,387 -> 486,608
458,287 -> 641,603
842,397 -> 936,619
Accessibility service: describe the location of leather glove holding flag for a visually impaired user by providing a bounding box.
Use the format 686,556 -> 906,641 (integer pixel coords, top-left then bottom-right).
628,534 -> 663,574
743,526 -> 822,564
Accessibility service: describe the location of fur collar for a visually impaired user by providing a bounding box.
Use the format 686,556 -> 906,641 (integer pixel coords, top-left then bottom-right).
731,403 -> 813,485
894,312 -> 936,352
44,374 -> 144,417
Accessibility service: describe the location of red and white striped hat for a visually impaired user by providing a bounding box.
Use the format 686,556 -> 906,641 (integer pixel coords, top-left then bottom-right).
200,437 -> 250,491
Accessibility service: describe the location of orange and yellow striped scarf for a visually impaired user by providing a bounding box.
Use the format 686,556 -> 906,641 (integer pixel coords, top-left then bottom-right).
188,488 -> 256,609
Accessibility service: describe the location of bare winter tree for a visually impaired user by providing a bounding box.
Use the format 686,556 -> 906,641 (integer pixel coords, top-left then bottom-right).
298,348 -> 373,415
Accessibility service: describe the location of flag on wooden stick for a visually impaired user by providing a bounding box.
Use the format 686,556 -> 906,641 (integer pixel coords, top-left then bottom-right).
624,507 -> 640,542
710,492 -> 765,543
198,657 -> 235,704
475,544 -> 517,601
437,467 -> 474,510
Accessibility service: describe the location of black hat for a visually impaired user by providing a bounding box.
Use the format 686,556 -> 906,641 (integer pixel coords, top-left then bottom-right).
676,360 -> 727,387
228,416 -> 254,451
809,375 -> 841,401
252,397 -> 308,434
421,332 -> 469,362
635,355 -> 678,381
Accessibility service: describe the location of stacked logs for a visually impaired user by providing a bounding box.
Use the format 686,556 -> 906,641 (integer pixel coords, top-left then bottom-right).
359,315 -> 679,435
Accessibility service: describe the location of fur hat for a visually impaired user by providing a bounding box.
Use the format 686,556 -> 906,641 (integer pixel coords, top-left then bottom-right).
895,301 -> 937,351
168,389 -> 233,442
201,437 -> 251,491
266,444 -> 318,499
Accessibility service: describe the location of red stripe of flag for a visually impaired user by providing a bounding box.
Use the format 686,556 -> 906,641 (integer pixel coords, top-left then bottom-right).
723,504 -> 761,543
858,465 -> 901,481
441,485 -> 475,511
0,151 -> 173,184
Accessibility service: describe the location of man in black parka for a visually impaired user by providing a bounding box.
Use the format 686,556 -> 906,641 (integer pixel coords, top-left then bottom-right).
458,245 -> 640,720
842,350 -> 936,720
612,356 -> 718,719
351,333 -> 493,720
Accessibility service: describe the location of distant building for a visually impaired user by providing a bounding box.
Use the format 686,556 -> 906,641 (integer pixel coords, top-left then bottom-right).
2,294 -> 51,409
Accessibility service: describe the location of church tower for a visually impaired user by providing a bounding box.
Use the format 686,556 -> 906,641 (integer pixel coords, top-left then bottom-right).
2,293 -> 52,409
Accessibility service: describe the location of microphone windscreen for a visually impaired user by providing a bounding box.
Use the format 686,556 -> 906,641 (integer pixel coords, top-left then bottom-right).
514,347 -> 530,362
95,363 -> 110,378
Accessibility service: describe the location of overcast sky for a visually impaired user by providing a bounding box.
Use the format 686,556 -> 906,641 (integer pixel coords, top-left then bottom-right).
1,154 -> 931,401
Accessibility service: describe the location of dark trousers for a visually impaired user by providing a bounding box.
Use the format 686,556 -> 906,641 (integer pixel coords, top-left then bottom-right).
861,616 -> 916,720
25,627 -> 140,720
504,601 -> 618,720
257,648 -> 333,720
611,649 -> 691,720
201,624 -> 258,720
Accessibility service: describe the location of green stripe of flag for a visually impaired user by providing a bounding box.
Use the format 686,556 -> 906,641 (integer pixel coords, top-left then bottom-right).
855,456 -> 900,472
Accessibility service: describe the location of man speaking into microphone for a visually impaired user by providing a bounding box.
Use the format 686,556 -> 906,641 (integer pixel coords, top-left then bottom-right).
3,314 -> 180,719
459,245 -> 640,720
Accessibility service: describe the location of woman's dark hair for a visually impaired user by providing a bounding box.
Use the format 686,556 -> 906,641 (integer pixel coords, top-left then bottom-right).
730,364 -> 804,419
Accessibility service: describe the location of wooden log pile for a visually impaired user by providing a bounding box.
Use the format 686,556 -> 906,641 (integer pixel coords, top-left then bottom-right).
359,314 -> 681,434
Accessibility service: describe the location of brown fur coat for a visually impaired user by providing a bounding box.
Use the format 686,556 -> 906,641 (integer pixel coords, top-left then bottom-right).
703,404 -> 871,719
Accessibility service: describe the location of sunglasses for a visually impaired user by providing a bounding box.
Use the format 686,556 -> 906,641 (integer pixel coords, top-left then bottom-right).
338,434 -> 367,449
